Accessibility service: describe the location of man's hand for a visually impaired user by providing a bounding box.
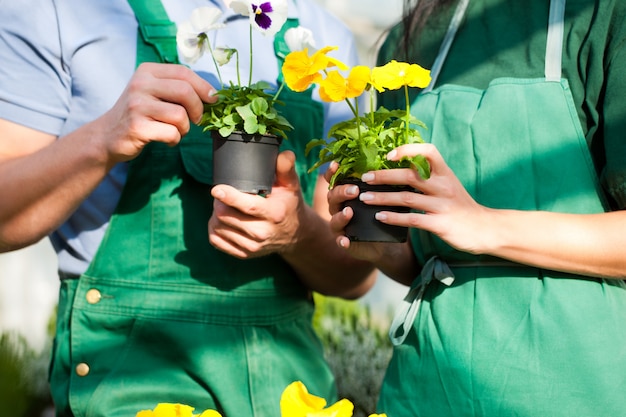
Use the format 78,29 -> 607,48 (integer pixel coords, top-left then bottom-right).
97,62 -> 217,167
208,150 -> 304,258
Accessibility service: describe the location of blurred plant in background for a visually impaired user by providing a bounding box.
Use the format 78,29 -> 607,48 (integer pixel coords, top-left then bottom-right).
312,294 -> 393,417
0,316 -> 55,417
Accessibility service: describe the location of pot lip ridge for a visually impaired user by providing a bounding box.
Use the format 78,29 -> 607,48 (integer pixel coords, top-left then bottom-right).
336,177 -> 416,192
210,130 -> 282,145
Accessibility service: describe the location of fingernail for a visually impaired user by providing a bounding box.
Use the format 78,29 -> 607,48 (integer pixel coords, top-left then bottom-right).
387,149 -> 397,160
361,172 -> 374,182
208,88 -> 217,98
359,193 -> 373,201
375,212 -> 388,221
347,185 -> 359,196
342,207 -> 350,216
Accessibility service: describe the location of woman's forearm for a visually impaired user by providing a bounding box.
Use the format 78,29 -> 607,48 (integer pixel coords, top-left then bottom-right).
480,208 -> 626,279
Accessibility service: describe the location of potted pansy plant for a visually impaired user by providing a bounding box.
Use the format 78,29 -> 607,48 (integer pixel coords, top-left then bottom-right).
176,0 -> 296,195
281,48 -> 432,242
135,380 -> 387,417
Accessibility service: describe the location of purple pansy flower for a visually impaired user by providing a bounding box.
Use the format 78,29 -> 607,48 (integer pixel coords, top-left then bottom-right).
231,0 -> 288,37
252,2 -> 273,30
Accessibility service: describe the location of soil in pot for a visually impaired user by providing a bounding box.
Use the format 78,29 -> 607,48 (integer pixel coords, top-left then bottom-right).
341,179 -> 413,243
212,131 -> 283,195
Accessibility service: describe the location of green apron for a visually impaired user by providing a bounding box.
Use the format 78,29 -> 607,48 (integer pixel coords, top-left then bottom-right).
49,2 -> 334,416
379,0 -> 626,415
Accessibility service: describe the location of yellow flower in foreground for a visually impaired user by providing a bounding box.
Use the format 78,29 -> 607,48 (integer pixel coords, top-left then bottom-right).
136,383 -> 384,417
280,381 -> 327,416
370,60 -> 431,92
280,381 -> 354,417
319,66 -> 371,103
135,403 -> 222,417
282,46 -> 348,92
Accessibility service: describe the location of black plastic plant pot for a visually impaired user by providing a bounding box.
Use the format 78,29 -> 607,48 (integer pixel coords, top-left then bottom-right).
212,131 -> 283,195
340,179 -> 413,243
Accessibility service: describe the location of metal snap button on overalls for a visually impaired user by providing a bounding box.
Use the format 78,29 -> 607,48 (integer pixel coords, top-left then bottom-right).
85,289 -> 102,304
75,363 -> 90,377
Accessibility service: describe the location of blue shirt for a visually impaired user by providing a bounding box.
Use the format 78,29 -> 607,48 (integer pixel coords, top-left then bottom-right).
0,0 -> 361,275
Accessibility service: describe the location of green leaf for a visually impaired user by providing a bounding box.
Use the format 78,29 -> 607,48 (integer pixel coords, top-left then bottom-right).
410,155 -> 431,179
243,117 -> 259,134
250,97 -> 269,115
236,103 -> 255,119
305,138 -> 327,156
219,125 -> 235,137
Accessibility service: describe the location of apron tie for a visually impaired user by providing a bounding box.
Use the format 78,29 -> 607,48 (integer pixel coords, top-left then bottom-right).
389,256 -> 455,346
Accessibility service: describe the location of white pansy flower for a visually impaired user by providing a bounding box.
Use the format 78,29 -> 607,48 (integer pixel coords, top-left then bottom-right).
284,26 -> 316,52
176,6 -> 225,64
212,47 -> 236,66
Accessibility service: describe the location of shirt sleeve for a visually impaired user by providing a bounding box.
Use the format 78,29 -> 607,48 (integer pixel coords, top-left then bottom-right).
0,0 -> 71,135
600,39 -> 626,209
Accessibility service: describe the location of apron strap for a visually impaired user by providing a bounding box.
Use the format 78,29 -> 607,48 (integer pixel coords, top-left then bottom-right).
545,0 -> 566,81
127,0 -> 179,65
424,0 -> 566,91
423,0 -> 470,93
388,256 -> 455,346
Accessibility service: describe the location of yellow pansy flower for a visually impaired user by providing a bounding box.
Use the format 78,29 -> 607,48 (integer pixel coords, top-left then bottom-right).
282,46 -> 348,92
135,403 -> 222,417
135,403 -> 188,417
370,60 -> 431,92
280,381 -> 354,417
136,382 -> 385,417
309,399 -> 354,417
280,381 -> 327,416
319,66 -> 371,103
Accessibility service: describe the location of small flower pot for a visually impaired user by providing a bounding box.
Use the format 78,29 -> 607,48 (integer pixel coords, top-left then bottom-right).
212,131 -> 283,195
340,179 -> 413,243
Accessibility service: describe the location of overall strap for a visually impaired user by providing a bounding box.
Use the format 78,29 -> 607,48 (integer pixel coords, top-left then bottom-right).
273,18 -> 300,85
127,0 -> 179,65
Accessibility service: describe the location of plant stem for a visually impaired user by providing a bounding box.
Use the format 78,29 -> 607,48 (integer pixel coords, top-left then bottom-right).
369,88 -> 375,125
204,34 -> 224,87
345,97 -> 358,118
273,82 -> 285,101
235,50 -> 241,87
344,97 -> 361,141
404,84 -> 410,139
248,25 -> 253,87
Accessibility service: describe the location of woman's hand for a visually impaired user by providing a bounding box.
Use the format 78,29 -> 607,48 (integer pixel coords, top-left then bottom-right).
360,143 -> 492,255
324,162 -> 416,283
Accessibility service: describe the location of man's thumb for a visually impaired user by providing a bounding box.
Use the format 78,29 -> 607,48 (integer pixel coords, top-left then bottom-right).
275,150 -> 299,188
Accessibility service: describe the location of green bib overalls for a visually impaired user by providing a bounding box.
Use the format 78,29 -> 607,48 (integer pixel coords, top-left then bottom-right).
379,0 -> 626,415
49,2 -> 335,416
